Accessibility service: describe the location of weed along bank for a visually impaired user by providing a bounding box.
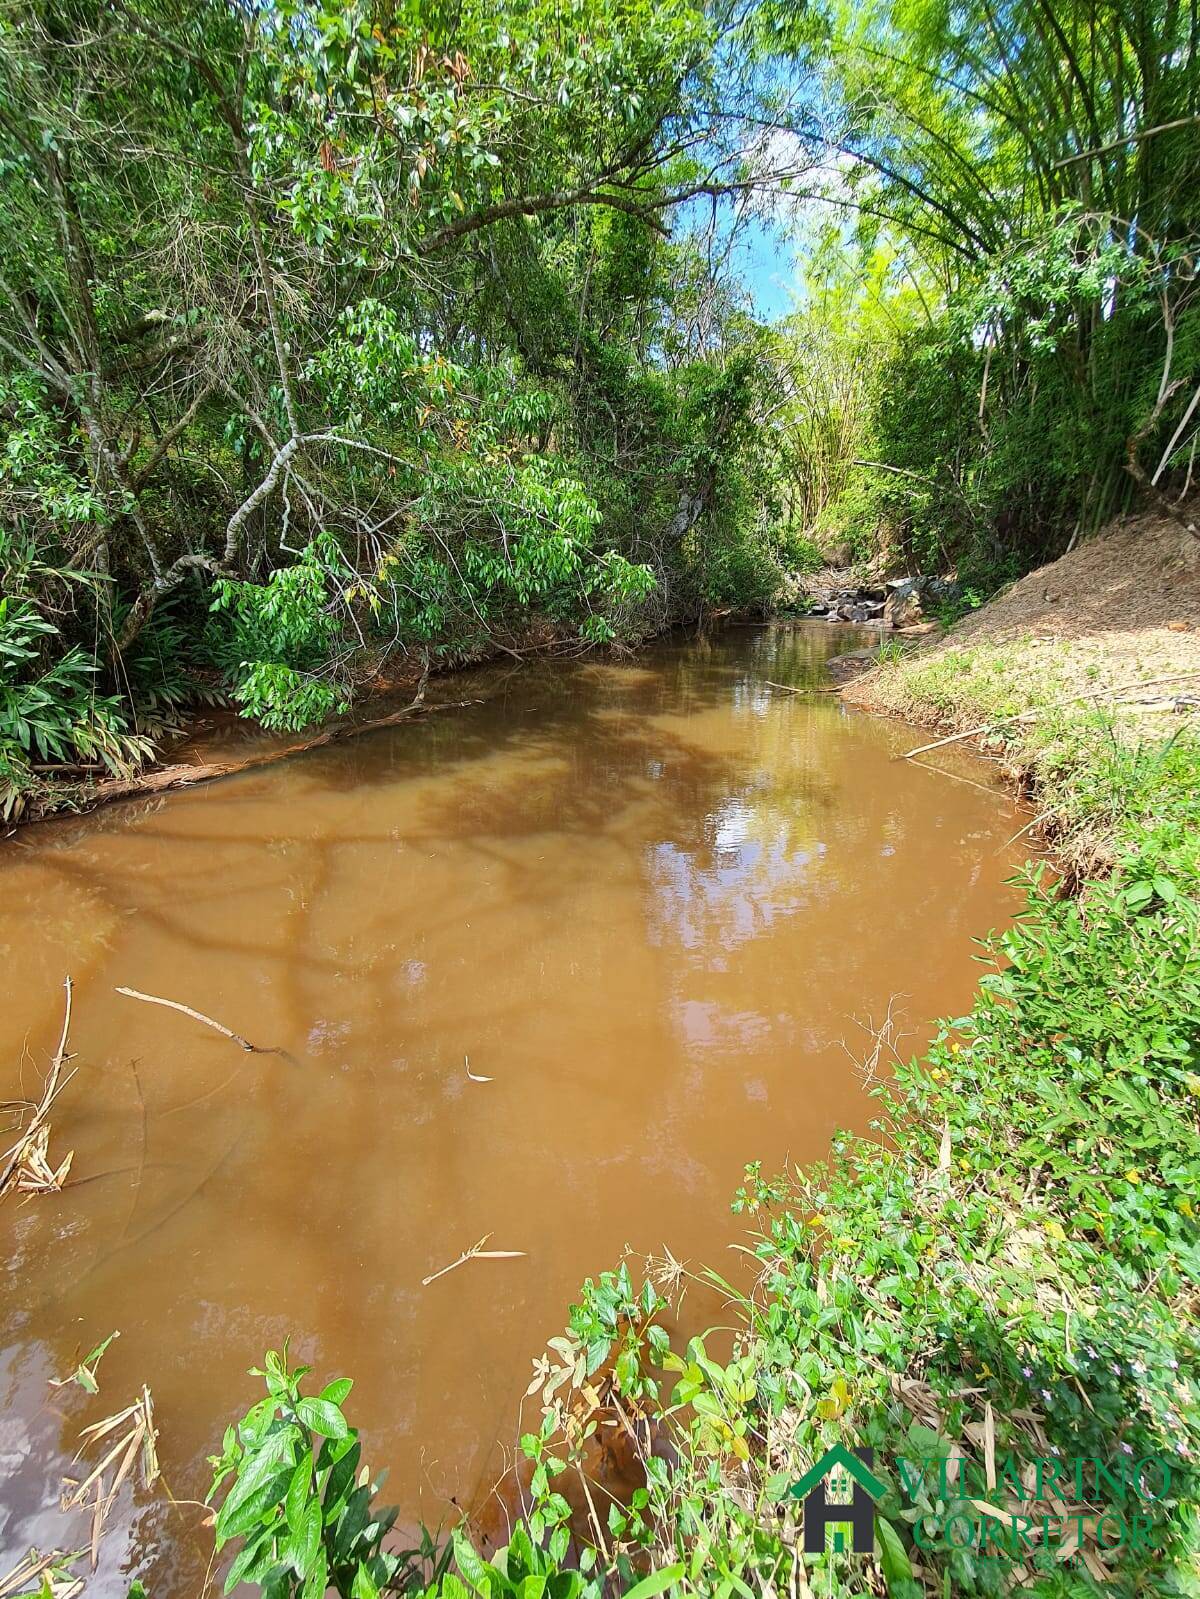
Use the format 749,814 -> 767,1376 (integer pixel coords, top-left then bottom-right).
909,1452 -> 1178,1557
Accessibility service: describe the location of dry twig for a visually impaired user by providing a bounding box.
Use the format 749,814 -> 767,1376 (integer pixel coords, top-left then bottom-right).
422,1233 -> 526,1286
61,1387 -> 159,1571
115,986 -> 262,1052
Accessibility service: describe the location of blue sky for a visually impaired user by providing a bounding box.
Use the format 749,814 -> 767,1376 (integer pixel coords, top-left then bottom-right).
729,216 -> 798,321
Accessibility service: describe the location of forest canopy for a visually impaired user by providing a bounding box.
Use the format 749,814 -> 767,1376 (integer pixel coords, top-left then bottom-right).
1,0 -> 1198,812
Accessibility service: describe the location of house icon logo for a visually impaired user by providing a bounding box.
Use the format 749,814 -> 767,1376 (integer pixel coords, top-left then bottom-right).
788,1444 -> 886,1554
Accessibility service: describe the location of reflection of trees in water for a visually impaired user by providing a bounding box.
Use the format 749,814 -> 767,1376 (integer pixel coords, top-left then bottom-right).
640,636 -> 881,965
0,624 -> 1022,1593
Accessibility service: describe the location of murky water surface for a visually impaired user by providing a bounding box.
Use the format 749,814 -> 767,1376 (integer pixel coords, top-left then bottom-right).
0,624 -> 1026,1590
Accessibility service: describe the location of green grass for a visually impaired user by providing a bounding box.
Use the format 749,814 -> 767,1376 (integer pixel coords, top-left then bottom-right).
861,638 -> 1200,871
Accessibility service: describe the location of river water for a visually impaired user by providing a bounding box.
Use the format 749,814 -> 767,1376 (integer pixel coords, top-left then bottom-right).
0,623 -> 1026,1591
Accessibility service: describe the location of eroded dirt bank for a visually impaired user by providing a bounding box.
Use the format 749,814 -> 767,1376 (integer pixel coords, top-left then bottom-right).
841,510 -> 1200,737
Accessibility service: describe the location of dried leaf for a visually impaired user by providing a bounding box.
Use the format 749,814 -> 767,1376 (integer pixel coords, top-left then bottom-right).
938,1121 -> 952,1171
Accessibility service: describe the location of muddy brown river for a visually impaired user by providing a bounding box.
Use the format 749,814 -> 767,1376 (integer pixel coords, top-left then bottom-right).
0,623 -> 1026,1592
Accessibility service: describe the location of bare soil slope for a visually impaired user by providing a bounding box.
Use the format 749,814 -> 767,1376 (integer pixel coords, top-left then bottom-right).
845,509 -> 1200,718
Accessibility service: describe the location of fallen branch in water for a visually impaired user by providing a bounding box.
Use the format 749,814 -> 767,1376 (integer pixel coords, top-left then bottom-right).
896,671 -> 1200,761
0,977 -> 75,1198
422,1233 -> 527,1286
115,986 -> 261,1053
21,671 -> 477,825
908,756 -> 1004,798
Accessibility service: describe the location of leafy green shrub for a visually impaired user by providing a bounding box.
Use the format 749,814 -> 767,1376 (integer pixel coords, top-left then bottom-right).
207,536 -> 351,732
209,1348 -> 611,1599
208,1347 -> 445,1598
0,584 -> 153,819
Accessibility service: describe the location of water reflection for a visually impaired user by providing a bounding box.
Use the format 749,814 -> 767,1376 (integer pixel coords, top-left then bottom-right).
0,623 -> 1026,1594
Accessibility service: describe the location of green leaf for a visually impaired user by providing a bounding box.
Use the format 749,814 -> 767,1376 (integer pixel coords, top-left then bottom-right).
217,1470 -> 294,1544
296,1397 -> 349,1438
290,1498 -> 322,1578
622,1565 -> 685,1599
301,1547 -> 328,1599
452,1532 -> 494,1595
351,1563 -> 381,1599
876,1516 -> 913,1592
285,1456 -> 313,1534
216,1429 -> 298,1538
223,1524 -> 276,1594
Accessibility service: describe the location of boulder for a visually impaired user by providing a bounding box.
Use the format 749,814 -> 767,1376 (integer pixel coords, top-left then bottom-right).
884,579 -> 924,629
923,576 -> 962,607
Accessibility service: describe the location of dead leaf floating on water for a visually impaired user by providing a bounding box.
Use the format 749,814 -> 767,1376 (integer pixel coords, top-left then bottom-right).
422,1233 -> 526,1286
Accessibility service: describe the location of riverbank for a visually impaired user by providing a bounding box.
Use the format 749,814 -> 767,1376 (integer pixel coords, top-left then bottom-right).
2,625 -> 580,831
843,508 -> 1200,872
177,531 -> 1200,1596
484,520 -> 1200,1594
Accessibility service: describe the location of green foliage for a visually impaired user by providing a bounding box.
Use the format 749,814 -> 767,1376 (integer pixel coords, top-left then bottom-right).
209,536 -> 351,731
759,0 -> 1200,571
716,733 -> 1200,1593
207,1346 -> 447,1599
0,0 -> 789,804
0,534 -> 153,817
210,1349 -> 614,1599
430,1526 -> 600,1599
